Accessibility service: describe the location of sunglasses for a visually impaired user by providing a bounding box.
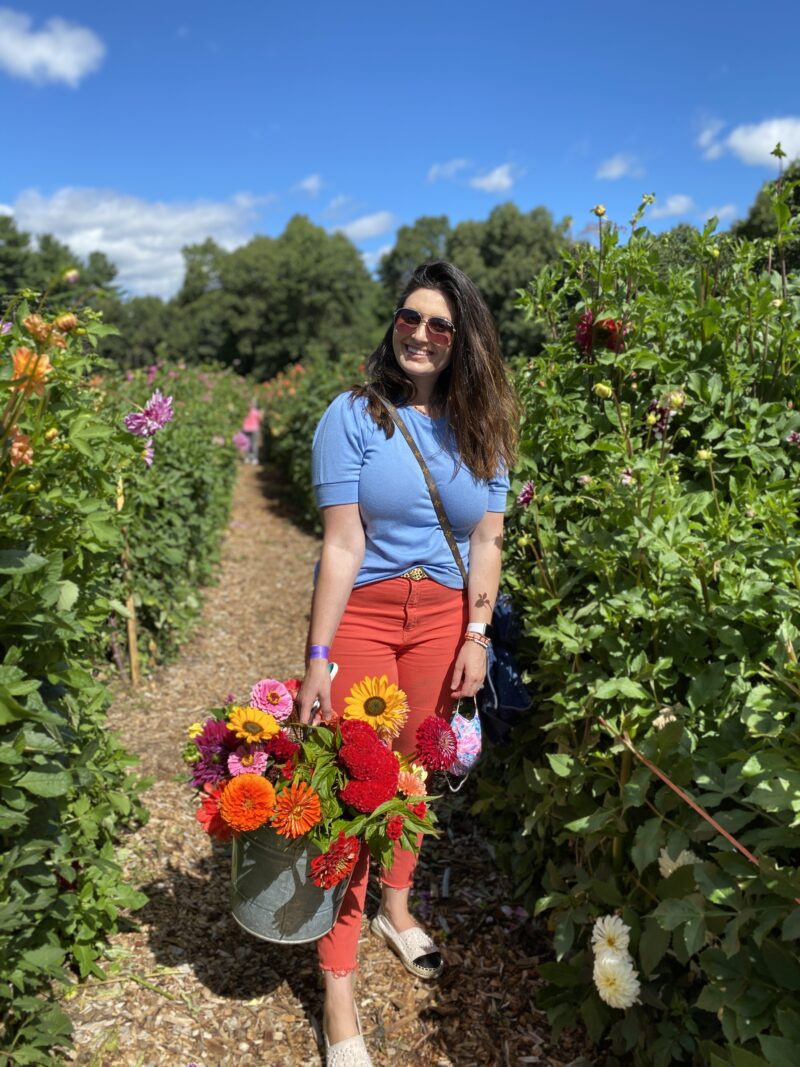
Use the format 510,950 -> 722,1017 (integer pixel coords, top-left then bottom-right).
393,307 -> 456,347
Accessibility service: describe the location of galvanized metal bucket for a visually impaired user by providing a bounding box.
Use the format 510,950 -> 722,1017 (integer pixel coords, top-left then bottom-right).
230,826 -> 351,944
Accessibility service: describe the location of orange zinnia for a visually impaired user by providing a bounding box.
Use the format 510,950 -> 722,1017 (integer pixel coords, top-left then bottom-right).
12,347 -> 53,396
272,780 -> 322,838
219,774 -> 276,833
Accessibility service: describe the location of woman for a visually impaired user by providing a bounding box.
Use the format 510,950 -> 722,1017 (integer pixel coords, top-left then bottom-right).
298,261 -> 518,1065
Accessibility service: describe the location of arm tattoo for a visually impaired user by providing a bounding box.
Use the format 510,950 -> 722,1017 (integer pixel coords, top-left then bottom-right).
474,593 -> 491,609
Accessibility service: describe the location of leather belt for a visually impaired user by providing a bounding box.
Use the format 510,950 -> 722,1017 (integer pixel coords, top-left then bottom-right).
401,566 -> 429,581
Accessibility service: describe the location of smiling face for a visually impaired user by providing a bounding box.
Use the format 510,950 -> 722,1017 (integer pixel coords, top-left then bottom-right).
392,287 -> 455,398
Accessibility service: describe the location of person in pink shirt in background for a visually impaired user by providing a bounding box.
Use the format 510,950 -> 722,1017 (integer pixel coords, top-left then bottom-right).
241,401 -> 263,464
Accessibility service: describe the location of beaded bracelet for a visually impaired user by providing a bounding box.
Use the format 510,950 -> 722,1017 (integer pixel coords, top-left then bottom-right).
309,644 -> 330,660
463,631 -> 491,649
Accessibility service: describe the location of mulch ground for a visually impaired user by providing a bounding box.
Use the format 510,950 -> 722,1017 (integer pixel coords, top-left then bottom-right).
62,464 -> 588,1067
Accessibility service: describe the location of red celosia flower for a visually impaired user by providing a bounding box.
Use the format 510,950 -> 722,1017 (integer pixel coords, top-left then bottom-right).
280,759 -> 295,778
310,832 -> 361,889
409,801 -> 427,819
386,815 -> 404,841
340,769 -> 398,813
340,738 -> 397,781
339,719 -> 382,747
195,784 -> 233,842
415,716 -> 458,772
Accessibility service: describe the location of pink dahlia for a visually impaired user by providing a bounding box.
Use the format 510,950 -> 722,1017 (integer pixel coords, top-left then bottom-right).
250,679 -> 293,722
415,716 -> 458,772
232,431 -> 249,453
124,389 -> 174,437
516,480 -> 535,507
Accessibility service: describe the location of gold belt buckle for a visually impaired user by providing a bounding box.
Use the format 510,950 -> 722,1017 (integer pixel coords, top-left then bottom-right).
401,566 -> 428,581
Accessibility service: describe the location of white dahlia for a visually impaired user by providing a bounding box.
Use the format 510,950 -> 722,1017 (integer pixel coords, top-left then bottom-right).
591,914 -> 631,956
593,953 -> 641,1009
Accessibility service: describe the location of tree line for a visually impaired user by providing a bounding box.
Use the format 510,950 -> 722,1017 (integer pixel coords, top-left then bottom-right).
1,160 -> 797,379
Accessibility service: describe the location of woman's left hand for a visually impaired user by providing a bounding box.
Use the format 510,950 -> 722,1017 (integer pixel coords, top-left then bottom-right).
450,640 -> 488,699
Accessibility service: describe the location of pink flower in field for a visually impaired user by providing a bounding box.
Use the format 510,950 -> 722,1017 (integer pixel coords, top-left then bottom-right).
620,467 -> 634,486
124,389 -> 174,437
143,438 -> 154,466
250,678 -> 293,722
232,431 -> 249,453
212,435 -> 226,446
125,370 -> 135,382
516,480 -> 535,507
146,364 -> 159,386
1,321 -> 11,335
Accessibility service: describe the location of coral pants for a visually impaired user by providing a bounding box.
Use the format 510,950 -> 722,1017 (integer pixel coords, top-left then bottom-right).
316,576 -> 467,974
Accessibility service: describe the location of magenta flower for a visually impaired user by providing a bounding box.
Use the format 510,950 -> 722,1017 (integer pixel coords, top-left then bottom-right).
516,480 -> 535,507
575,309 -> 594,355
250,678 -> 293,722
124,389 -> 174,437
1,321 -> 11,335
785,431 -> 800,446
228,747 -> 268,777
620,468 -> 634,486
146,364 -> 159,386
232,431 -> 249,454
143,438 -> 154,466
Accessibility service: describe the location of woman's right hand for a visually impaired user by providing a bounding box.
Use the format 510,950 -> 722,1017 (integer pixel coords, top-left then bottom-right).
297,659 -> 333,724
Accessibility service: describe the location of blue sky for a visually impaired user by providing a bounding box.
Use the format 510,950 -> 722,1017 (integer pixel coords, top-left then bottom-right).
1,1 -> 799,298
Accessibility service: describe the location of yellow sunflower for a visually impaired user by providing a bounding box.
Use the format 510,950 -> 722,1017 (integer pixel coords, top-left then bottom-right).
227,705 -> 279,744
343,675 -> 408,738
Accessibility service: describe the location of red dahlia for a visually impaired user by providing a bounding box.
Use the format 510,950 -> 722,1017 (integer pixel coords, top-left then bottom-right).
310,832 -> 361,889
386,815 -> 404,841
415,716 -> 458,772
266,731 -> 300,761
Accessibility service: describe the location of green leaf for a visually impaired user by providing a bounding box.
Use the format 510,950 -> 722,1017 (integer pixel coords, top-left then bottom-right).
16,769 -> 71,797
595,677 -> 648,700
631,817 -> 662,874
0,549 -> 48,574
546,752 -> 573,777
56,580 -> 79,612
781,907 -> 800,940
757,1035 -> 799,1067
639,919 -> 670,975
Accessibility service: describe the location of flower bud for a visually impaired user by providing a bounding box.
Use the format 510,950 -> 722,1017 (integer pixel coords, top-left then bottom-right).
63,268 -> 80,285
646,413 -> 658,426
592,204 -> 607,218
667,389 -> 686,411
44,427 -> 59,441
772,298 -> 784,309
54,313 -> 78,333
709,247 -> 720,259
697,449 -> 713,462
594,382 -> 613,399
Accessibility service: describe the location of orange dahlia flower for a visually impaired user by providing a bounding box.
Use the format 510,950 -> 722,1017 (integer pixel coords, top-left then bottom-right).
272,780 -> 322,838
219,774 -> 276,833
12,347 -> 53,396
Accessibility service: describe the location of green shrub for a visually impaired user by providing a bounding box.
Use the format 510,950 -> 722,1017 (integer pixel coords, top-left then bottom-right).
0,302 -> 249,1062
475,195 -> 800,1065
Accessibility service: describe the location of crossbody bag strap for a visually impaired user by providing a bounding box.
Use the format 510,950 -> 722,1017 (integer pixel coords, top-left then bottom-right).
369,390 -> 469,586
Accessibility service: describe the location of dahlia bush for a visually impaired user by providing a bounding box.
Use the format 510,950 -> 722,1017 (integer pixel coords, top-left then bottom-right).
475,184 -> 800,1066
184,673 -> 456,882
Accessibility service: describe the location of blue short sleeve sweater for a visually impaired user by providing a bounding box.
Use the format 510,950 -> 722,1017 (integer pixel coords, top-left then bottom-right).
311,392 -> 509,589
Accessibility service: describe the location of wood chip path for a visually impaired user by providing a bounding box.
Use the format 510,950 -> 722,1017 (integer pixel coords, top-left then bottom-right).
63,465 -> 587,1067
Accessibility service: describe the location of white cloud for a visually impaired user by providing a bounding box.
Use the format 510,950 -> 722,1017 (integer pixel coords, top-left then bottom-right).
335,211 -> 395,242
697,118 -> 725,160
0,9 -> 105,87
361,244 -> 393,272
12,187 -> 270,297
595,153 -> 644,180
469,163 -> 515,193
0,203 -> 13,216
651,194 -> 695,219
726,117 -> 800,165
705,203 -> 738,223
295,173 -> 322,197
427,158 -> 470,182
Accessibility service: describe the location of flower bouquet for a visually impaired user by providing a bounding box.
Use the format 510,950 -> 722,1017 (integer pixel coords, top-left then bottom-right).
183,672 -> 459,943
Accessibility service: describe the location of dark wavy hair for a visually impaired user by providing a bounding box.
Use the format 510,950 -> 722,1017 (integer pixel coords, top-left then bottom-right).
352,261 -> 518,480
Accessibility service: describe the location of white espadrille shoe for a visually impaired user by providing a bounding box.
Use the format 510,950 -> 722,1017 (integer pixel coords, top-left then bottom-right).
370,910 -> 444,979
324,1006 -> 373,1067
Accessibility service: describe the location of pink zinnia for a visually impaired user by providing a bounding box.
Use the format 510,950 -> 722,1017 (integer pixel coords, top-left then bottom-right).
250,678 -> 293,722
232,431 -> 249,453
124,389 -> 174,437
227,747 -> 268,777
